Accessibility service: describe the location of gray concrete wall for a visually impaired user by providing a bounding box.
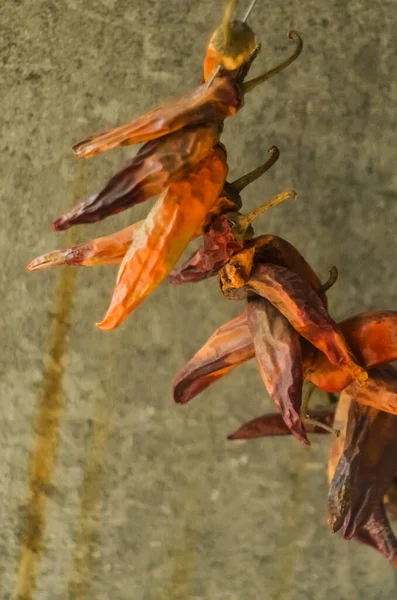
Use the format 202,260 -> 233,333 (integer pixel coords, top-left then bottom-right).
1,0 -> 397,598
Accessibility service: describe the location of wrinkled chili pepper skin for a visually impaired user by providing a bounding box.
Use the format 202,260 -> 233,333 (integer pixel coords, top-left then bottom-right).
27,223 -> 141,270
97,146 -> 228,330
168,227 -> 327,299
168,214 -> 244,284
53,124 -> 221,231
305,311 -> 397,392
219,246 -> 256,292
222,263 -> 367,384
73,77 -> 241,159
228,406 -> 335,440
247,235 -> 328,306
327,392 -> 397,565
173,313 -> 254,404
354,504 -> 397,568
344,367 -> 397,416
246,295 -> 308,444
328,377 -> 397,538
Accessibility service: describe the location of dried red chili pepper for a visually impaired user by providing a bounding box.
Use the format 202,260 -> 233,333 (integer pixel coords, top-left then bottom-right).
53,124 -> 221,230
173,313 -> 254,404
354,505 -> 397,568
221,263 -> 367,384
168,214 -> 245,284
246,236 -> 332,307
327,387 -> 397,567
97,145 -> 228,330
328,383 -> 397,536
228,405 -> 335,440
246,295 -> 308,443
72,77 -> 240,160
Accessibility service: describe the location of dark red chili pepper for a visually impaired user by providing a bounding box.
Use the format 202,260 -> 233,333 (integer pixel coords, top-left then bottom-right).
246,295 -> 308,443
54,124 -> 221,231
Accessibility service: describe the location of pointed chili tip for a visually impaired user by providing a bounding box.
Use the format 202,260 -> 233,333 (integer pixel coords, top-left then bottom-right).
173,390 -> 190,405
26,257 -> 48,272
227,430 -> 248,441
52,218 -> 69,232
96,317 -> 117,331
26,250 -> 69,271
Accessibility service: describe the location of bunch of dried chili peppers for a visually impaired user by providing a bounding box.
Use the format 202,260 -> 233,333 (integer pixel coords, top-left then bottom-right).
28,0 -> 397,569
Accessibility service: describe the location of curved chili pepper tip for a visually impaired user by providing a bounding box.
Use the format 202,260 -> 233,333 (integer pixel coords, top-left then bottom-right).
27,223 -> 140,271
26,249 -> 75,271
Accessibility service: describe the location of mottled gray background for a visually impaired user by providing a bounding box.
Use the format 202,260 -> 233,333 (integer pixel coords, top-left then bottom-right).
1,0 -> 397,598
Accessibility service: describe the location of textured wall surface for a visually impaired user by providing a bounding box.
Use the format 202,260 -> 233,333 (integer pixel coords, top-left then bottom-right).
1,0 -> 397,598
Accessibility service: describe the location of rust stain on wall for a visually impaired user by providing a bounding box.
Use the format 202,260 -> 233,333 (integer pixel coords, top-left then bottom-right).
13,169 -> 85,600
67,376 -> 115,599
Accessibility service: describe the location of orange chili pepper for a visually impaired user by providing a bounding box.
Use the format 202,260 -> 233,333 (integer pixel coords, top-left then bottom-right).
97,145 -> 228,330
304,310 -> 397,392
72,78 -> 240,160
26,223 -> 141,270
343,367 -> 397,416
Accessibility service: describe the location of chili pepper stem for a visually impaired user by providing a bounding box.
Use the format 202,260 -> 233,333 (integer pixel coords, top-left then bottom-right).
319,266 -> 339,294
236,44 -> 261,83
240,189 -> 297,228
231,145 -> 280,192
301,384 -> 341,436
242,31 -> 303,94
